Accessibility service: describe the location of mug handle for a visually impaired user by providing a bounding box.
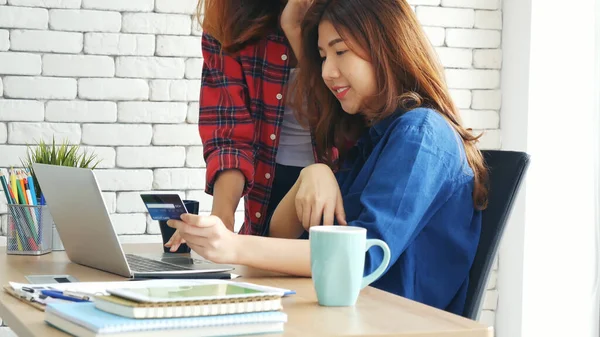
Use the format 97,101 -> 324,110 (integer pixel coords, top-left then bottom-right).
361,239 -> 391,289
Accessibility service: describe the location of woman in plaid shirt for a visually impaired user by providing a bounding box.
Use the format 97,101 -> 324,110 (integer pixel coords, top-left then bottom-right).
166,0 -> 325,247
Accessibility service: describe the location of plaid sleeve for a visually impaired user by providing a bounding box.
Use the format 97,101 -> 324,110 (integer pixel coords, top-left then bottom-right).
199,32 -> 255,196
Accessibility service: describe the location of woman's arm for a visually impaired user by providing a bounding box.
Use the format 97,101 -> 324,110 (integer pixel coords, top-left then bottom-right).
268,163 -> 346,238
281,0 -> 314,63
199,33 -> 255,231
236,235 -> 311,276
167,214 -> 311,277
211,170 -> 245,231
268,180 -> 304,238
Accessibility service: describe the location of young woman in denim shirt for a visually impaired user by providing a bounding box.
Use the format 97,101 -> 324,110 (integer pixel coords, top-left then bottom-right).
168,0 -> 488,315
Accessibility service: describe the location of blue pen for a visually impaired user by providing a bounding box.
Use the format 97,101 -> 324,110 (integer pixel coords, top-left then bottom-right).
40,290 -> 89,302
27,175 -> 37,206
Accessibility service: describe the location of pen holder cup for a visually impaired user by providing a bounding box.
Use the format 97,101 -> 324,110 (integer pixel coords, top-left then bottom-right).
6,204 -> 53,256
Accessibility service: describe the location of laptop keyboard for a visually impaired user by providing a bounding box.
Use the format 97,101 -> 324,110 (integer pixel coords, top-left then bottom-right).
125,254 -> 192,272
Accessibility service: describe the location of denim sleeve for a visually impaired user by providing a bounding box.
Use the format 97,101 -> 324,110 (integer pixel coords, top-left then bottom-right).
348,125 -> 455,275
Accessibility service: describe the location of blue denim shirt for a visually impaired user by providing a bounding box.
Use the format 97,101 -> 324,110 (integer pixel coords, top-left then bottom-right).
335,107 -> 481,315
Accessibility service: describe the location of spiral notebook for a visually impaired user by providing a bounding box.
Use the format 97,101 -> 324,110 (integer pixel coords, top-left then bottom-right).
94,294 -> 283,319
45,302 -> 287,337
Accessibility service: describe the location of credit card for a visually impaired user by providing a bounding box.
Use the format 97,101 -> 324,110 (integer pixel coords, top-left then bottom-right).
140,194 -> 189,221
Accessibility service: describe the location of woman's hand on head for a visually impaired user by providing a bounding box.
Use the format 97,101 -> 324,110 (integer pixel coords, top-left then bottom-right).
167,214 -> 240,265
295,163 -> 347,231
281,0 -> 314,33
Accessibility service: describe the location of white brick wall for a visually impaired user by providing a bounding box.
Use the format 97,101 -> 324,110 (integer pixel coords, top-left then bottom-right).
78,78 -> 149,100
11,30 -> 83,53
117,102 -> 187,123
116,146 -> 186,168
3,76 -> 77,99
0,99 -> 44,120
81,124 -> 152,145
46,101 -> 117,122
121,13 -> 191,35
0,0 -> 502,330
0,123 -> 6,143
154,0 -> 196,15
81,0 -> 153,12
0,6 -> 48,29
8,0 -> 81,8
156,35 -> 202,57
0,52 -> 41,75
115,56 -> 185,79
84,33 -> 155,56
49,9 -> 121,32
43,54 -> 115,77
0,29 -> 8,50
149,79 -> 201,101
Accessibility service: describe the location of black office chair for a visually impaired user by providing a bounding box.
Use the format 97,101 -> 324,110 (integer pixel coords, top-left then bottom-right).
462,150 -> 531,320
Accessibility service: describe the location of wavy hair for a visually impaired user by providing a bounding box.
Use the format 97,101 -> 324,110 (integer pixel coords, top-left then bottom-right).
295,0 -> 488,209
197,0 -> 284,53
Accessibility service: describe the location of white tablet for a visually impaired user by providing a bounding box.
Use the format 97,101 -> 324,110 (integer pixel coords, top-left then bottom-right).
106,282 -> 282,303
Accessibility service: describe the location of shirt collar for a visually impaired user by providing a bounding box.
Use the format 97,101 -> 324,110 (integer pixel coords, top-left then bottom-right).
369,108 -> 405,143
267,12 -> 289,44
347,108 -> 404,161
267,27 -> 288,43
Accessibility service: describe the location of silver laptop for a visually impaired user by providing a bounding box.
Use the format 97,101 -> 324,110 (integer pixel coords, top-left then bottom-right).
32,163 -> 235,279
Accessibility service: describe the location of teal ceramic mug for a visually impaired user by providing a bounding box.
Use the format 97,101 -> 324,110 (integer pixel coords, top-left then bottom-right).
309,226 -> 391,306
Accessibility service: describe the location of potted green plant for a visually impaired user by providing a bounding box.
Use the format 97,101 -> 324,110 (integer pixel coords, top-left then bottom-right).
20,137 -> 102,251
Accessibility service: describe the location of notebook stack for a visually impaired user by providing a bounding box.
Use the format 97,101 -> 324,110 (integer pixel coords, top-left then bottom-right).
44,282 -> 288,337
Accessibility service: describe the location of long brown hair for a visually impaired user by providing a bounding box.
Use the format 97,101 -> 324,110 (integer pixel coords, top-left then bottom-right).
295,0 -> 488,209
197,0 -> 285,53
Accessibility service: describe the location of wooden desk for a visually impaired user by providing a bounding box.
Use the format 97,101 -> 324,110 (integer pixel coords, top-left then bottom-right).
0,244 -> 492,337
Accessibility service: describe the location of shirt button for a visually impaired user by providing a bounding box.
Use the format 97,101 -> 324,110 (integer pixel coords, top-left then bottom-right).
276,93 -> 283,100
255,212 -> 262,219
265,173 -> 271,179
281,54 -> 288,61
270,134 -> 276,140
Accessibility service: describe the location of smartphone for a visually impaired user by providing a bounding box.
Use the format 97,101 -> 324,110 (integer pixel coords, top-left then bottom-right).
140,194 -> 189,221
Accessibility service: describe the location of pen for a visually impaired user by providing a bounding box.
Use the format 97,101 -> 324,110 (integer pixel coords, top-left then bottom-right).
3,170 -> 23,250
18,173 -> 28,205
15,288 -> 37,301
21,287 -> 36,293
41,290 -> 90,302
26,173 -> 38,206
2,169 -> 16,202
15,288 -> 49,305
63,290 -> 92,301
0,172 -> 15,204
10,168 -> 18,204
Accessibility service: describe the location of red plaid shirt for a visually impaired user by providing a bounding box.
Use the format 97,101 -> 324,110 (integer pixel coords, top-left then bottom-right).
199,29 -> 316,235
